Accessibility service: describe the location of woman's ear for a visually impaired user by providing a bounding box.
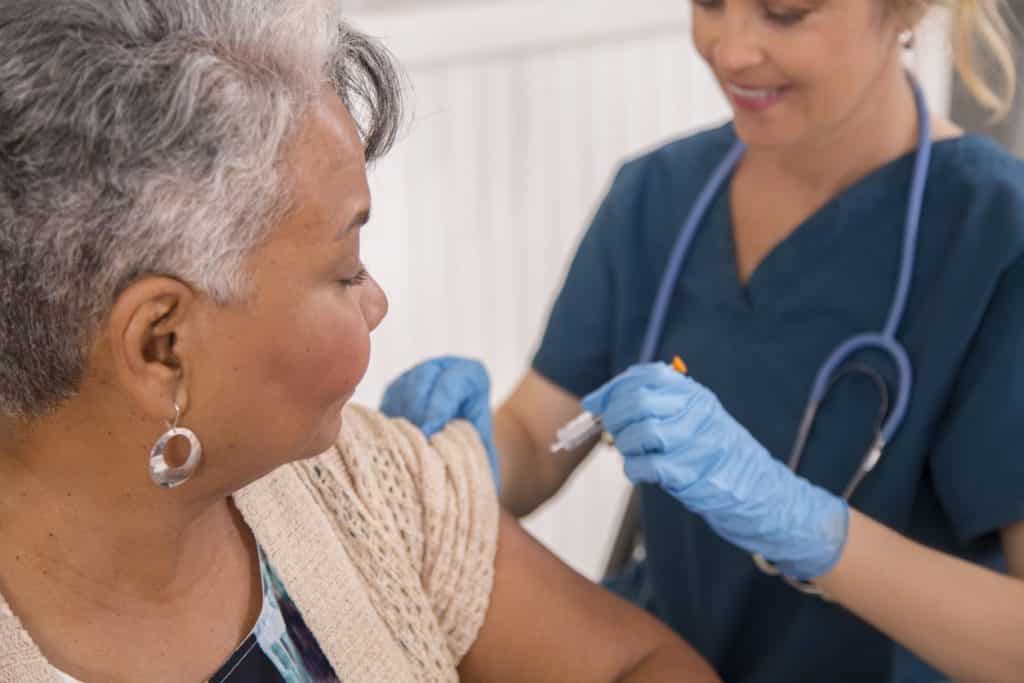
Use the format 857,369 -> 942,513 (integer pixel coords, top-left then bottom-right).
105,277 -> 198,422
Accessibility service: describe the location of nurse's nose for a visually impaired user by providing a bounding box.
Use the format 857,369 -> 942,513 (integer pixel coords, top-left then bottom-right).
709,13 -> 765,73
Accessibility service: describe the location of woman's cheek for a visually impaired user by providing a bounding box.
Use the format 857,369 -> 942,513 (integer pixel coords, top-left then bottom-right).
302,304 -> 372,404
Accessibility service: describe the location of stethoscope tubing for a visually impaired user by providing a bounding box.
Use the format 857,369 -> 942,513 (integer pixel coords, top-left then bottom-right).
640,73 -> 932,485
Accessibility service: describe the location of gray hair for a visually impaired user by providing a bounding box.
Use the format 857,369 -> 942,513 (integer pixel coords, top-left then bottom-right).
0,0 -> 402,418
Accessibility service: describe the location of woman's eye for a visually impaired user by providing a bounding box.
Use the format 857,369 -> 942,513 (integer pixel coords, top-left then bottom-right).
764,6 -> 809,26
339,267 -> 369,288
691,0 -> 807,26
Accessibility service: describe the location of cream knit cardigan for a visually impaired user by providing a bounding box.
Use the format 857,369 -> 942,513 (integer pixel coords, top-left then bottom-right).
0,405 -> 499,683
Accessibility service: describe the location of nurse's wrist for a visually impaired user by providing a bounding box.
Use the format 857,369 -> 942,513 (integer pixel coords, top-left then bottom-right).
773,484 -> 850,581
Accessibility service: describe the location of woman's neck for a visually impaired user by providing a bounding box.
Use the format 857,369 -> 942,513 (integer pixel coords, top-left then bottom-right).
744,64 -> 922,200
0,412 -> 262,682
0,404 -> 242,605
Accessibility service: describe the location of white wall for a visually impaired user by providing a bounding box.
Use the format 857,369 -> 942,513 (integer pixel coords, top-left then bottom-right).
347,0 -> 954,579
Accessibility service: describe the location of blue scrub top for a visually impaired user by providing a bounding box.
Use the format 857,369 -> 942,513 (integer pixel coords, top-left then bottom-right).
533,124 -> 1024,683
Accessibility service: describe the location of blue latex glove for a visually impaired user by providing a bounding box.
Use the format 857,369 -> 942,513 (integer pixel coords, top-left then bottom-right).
582,362 -> 849,580
380,356 -> 500,490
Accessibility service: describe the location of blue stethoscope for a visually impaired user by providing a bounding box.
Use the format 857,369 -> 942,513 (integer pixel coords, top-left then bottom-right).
638,76 -> 932,595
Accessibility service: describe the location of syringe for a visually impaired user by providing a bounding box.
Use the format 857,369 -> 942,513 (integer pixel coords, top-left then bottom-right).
549,410 -> 606,453
549,356 -> 688,453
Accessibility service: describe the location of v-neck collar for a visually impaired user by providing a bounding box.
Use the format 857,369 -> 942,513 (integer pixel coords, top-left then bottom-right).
708,134 -> 967,314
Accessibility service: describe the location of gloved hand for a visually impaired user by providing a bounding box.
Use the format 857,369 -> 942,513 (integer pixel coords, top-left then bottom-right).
582,362 -> 849,580
380,356 -> 500,490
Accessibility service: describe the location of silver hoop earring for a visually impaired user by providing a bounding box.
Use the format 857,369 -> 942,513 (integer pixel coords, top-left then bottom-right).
899,30 -> 915,50
149,403 -> 202,489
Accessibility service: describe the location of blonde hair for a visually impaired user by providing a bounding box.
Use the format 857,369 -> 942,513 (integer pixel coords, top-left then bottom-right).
928,1 -> 1017,118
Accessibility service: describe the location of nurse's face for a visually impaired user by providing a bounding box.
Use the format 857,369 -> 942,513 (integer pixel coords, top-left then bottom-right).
692,0 -> 909,148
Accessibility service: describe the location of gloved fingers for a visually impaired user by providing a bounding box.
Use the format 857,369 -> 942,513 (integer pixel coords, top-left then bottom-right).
622,454 -> 665,486
380,363 -> 444,423
417,405 -> 462,436
581,362 -> 681,415
589,364 -> 855,581
427,360 -> 501,489
609,392 -> 727,454
434,356 -> 490,391
380,356 -> 492,434
427,364 -> 489,408
598,386 -> 696,435
458,393 -> 493,431
422,364 -> 490,433
419,391 -> 480,436
584,366 -> 716,430
379,357 -> 501,491
612,415 -> 683,456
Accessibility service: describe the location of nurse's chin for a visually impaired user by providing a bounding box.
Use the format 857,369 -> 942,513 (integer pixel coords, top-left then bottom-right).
731,118 -> 808,151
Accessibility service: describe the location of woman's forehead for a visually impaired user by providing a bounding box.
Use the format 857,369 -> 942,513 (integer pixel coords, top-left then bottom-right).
269,96 -> 370,250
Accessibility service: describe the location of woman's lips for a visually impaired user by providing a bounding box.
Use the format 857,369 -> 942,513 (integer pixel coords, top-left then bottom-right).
726,82 -> 789,112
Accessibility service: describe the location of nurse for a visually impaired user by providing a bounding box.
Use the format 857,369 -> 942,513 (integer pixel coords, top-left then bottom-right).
381,0 -> 1024,681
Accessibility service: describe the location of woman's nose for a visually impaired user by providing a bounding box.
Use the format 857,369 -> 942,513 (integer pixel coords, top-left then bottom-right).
361,272 -> 388,332
709,15 -> 764,73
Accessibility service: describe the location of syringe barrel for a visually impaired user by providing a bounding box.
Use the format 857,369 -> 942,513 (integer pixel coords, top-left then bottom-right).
550,411 -> 604,453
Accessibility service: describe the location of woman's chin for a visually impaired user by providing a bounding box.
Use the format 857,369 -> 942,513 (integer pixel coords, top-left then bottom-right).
731,113 -> 806,150
304,396 -> 352,456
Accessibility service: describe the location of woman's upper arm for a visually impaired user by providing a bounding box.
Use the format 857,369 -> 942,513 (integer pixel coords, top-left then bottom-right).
458,512 -> 719,683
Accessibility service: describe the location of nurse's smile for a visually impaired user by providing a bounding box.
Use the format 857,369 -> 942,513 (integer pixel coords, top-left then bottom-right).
725,82 -> 790,112
692,0 -> 916,149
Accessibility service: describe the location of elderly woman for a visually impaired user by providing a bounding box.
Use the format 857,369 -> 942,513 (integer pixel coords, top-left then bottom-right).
0,2 -> 721,682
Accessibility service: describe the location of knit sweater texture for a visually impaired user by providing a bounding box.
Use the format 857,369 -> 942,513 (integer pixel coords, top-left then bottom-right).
0,405 -> 499,682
